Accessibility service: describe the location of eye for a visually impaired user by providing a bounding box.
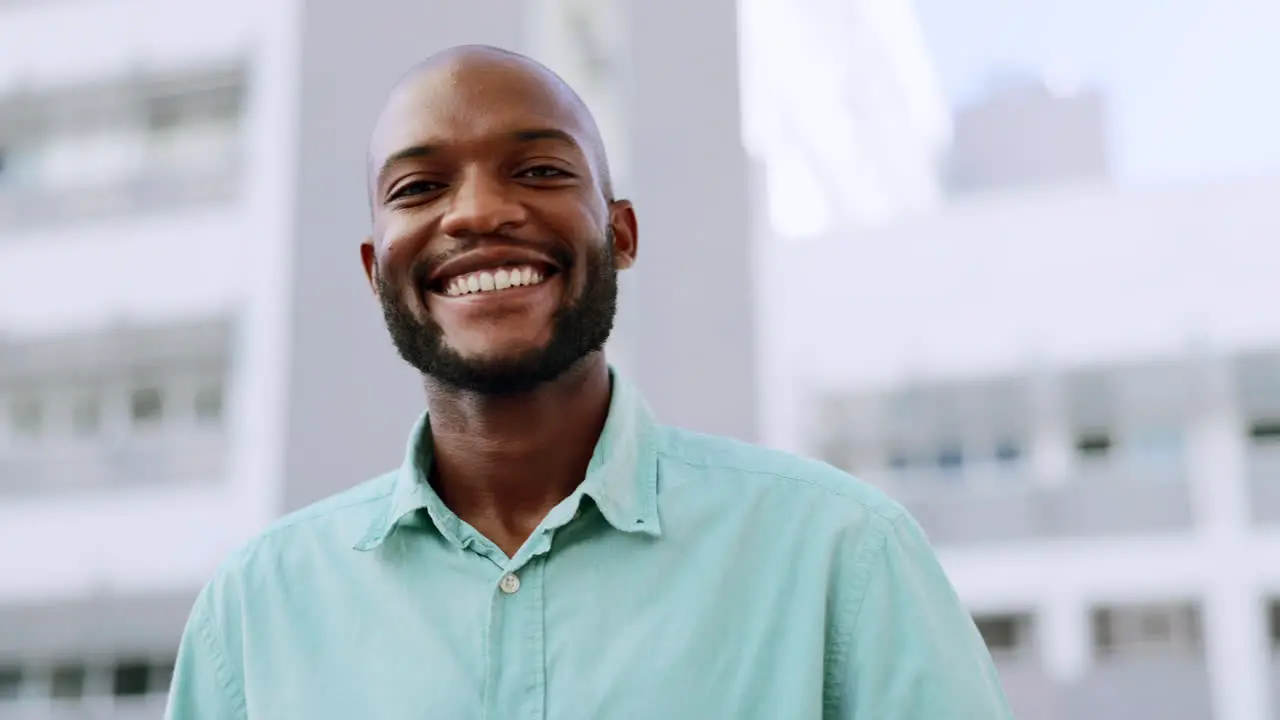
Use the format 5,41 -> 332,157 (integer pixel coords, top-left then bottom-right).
388,180 -> 445,202
518,165 -> 573,179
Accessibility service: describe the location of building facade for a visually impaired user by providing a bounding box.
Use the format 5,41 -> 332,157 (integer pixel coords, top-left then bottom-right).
0,0 -> 757,716
767,175 -> 1280,720
944,75 -> 1113,196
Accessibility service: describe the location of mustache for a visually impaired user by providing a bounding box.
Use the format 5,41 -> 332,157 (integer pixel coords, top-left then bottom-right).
410,238 -> 576,290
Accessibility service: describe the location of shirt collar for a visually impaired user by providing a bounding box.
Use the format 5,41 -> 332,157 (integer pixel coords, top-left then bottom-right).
354,370 -> 661,551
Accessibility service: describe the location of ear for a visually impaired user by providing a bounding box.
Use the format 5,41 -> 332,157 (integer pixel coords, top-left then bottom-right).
360,239 -> 380,295
607,199 -> 638,270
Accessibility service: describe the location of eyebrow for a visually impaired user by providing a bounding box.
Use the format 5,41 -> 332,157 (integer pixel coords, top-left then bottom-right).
375,127 -> 583,188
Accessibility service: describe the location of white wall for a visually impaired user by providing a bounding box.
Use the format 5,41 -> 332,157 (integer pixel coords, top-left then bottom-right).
766,175 -> 1280,397
0,0 -> 257,91
0,487 -> 257,603
0,212 -> 247,337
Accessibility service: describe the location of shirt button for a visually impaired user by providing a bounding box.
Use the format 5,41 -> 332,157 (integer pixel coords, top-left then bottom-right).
499,573 -> 521,595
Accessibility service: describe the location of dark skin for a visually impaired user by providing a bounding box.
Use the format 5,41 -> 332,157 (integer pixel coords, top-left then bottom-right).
361,47 -> 638,557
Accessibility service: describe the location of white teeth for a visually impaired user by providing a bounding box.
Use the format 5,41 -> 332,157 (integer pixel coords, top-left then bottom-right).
441,264 -> 550,297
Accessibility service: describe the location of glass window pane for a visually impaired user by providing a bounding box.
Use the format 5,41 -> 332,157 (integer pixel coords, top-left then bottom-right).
994,441 -> 1023,463
151,660 -> 175,693
1268,600 -> 1280,649
194,384 -> 224,424
112,661 -> 150,697
937,446 -> 964,472
50,664 -> 86,699
975,615 -> 1021,651
1076,431 -> 1112,458
1249,420 -> 1280,444
0,666 -> 23,699
130,387 -> 164,426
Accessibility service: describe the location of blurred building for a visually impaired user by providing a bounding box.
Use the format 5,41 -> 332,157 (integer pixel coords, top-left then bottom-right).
739,0 -> 951,235
944,74 -> 1113,195
0,0 -> 756,716
767,173 -> 1280,720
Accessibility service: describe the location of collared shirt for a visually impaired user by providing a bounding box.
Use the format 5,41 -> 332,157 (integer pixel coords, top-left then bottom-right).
166,374 -> 1013,719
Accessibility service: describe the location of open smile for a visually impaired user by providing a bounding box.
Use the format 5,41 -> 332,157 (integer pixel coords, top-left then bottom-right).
425,261 -> 567,317
435,263 -> 558,297
424,244 -> 567,304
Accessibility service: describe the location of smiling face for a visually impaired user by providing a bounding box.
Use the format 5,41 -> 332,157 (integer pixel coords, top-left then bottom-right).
362,48 -> 637,395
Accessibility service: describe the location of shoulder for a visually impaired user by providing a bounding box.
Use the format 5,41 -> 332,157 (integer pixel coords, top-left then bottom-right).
202,472 -> 398,596
653,424 -> 907,526
651,426 -> 945,610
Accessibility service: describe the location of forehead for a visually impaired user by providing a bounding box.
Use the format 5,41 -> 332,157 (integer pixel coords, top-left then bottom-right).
370,59 -> 590,162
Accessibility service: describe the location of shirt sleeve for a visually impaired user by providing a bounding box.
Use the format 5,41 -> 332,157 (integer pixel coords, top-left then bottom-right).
165,585 -> 248,720
841,513 -> 1015,719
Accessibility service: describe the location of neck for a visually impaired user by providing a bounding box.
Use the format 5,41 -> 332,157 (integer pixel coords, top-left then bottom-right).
422,354 -> 613,555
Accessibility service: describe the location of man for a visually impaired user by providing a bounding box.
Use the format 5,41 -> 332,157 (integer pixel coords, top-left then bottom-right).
167,45 -> 1013,719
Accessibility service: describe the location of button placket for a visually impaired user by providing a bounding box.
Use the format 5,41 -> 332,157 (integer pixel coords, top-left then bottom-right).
498,572 -> 521,595
482,557 -> 548,720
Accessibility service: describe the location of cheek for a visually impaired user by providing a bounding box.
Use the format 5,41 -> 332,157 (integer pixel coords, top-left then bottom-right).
379,236 -> 421,274
375,228 -> 431,297
373,260 -> 424,318
378,209 -> 437,263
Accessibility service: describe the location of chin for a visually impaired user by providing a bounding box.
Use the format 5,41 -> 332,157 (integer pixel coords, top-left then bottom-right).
443,326 -> 553,358
447,339 -> 550,366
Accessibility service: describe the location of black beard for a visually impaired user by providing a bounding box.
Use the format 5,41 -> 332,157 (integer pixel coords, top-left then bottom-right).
377,234 -> 618,396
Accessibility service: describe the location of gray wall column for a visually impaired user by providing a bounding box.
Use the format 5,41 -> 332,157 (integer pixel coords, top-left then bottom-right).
281,0 -> 531,511
619,0 -> 760,442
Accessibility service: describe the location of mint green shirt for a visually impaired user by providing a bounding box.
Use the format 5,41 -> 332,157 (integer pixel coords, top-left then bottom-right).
166,375 -> 1012,719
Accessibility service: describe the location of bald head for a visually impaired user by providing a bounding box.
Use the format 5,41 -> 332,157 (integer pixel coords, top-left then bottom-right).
368,45 -> 614,204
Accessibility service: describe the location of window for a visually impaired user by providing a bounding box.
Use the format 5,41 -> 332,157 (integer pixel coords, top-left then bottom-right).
1139,609 -> 1172,639
147,83 -> 241,132
147,95 -> 189,132
152,659 -> 175,693
994,441 -> 1023,463
0,65 -> 246,229
1076,431 -> 1112,459
0,144 -> 40,190
936,446 -> 964,472
11,397 -> 43,439
194,384 -> 224,424
1092,603 -> 1202,658
112,660 -> 151,697
974,614 -> 1028,655
50,663 -> 87,699
130,387 -> 164,426
1268,600 -> 1280,650
888,452 -> 912,471
0,665 -> 22,699
71,394 -> 102,436
1249,420 -> 1280,444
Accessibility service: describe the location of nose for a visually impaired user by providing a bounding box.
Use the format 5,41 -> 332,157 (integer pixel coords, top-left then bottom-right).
439,168 -> 527,237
